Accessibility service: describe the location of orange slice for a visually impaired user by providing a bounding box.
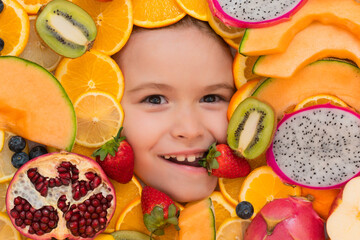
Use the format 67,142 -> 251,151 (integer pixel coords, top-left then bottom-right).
0,130 -> 4,152
209,191 -> 236,231
239,166 -> 301,216
71,144 -> 97,160
104,176 -> 142,233
294,94 -> 348,111
0,181 -> 9,212
227,79 -> 260,120
216,217 -> 251,240
116,197 -> 183,239
233,53 -> 260,89
207,7 -> 244,39
0,212 -> 22,240
74,91 -> 124,148
19,16 -> 62,71
175,0 -> 207,21
132,0 -> 186,28
0,0 -> 29,56
223,36 -> 242,50
55,49 -> 124,104
15,0 -> 50,14
71,0 -> 133,55
219,178 -> 245,207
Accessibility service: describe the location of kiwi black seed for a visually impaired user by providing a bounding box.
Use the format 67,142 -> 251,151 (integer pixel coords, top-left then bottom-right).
35,0 -> 97,58
227,97 -> 276,160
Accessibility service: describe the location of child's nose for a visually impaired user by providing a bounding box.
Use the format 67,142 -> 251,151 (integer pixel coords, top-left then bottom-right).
170,107 -> 205,141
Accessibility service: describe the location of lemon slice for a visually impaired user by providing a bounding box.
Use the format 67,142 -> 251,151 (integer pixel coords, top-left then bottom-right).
19,16 -> 62,71
210,191 -> 236,231
0,212 -> 22,240
294,94 -> 348,111
216,217 -> 251,240
74,91 -> 124,148
0,130 -> 4,152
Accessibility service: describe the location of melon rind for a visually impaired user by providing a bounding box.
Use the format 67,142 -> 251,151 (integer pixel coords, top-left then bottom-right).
0,56 -> 76,151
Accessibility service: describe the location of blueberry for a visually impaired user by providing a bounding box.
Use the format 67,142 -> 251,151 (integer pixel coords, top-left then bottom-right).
8,136 -> 26,152
236,201 -> 254,219
11,152 -> 29,168
0,0 -> 3,14
0,38 -> 3,52
29,146 -> 48,159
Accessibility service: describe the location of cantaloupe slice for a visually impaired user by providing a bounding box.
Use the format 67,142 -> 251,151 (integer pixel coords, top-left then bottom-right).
252,60 -> 360,120
0,56 -> 76,151
239,0 -> 360,56
179,198 -> 215,240
253,23 -> 360,78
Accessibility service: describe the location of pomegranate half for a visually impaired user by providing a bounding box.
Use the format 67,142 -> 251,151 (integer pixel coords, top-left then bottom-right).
6,151 -> 116,240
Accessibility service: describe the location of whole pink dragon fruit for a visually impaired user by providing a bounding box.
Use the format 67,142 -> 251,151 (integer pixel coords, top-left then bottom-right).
245,197 -> 325,240
267,103 -> 360,189
207,0 -> 308,28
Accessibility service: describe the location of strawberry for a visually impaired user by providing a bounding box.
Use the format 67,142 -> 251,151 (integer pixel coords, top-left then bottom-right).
141,186 -> 180,236
92,127 -> 134,183
200,143 -> 251,178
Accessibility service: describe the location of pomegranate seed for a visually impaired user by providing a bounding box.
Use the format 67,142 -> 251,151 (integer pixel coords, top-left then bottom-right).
88,206 -> 95,213
57,167 -> 68,173
60,161 -> 72,168
30,207 -> 36,213
31,173 -> 40,183
35,182 -> 45,191
37,230 -> 44,236
24,219 -> 32,225
86,218 -> 92,226
99,217 -> 106,224
80,186 -> 87,197
15,205 -> 23,211
10,209 -> 19,218
79,218 -> 86,227
58,200 -> 66,209
85,226 -> 94,235
49,212 -> 56,220
92,177 -> 101,188
14,197 -> 22,205
72,174 -> 79,182
73,191 -> 80,201
26,212 -> 33,219
27,169 -> 36,178
40,187 -> 48,197
61,178 -> 70,185
32,222 -> 40,231
96,206 -> 102,213
91,219 -> 99,229
69,221 -> 78,229
70,214 -> 80,222
91,213 -> 98,219
40,223 -> 48,231
59,172 -> 71,179
23,203 -> 30,211
28,226 -> 35,234
106,195 -> 113,202
79,226 -> 86,233
36,176 -> 45,184
85,172 -> 95,181
19,211 -> 26,219
48,220 -> 56,228
72,167 -> 79,174
84,199 -> 91,206
96,193 -> 103,200
21,223 -> 26,228
78,204 -> 86,212
65,212 -> 72,221
42,209 -> 50,217
100,211 -> 107,218
102,204 -> 108,210
15,218 -> 23,226
49,178 -> 56,187
55,178 -> 62,186
84,212 -> 91,219
41,216 -> 49,224
92,199 -> 100,207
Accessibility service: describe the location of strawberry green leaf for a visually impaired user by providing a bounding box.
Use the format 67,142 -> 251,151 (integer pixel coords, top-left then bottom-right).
92,127 -> 126,160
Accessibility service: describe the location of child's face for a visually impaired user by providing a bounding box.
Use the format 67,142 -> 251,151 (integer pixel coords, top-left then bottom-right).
116,26 -> 234,202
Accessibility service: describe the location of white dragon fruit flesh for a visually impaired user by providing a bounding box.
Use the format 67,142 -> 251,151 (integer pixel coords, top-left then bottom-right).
207,0 -> 307,28
244,197 -> 325,240
266,103 -> 360,189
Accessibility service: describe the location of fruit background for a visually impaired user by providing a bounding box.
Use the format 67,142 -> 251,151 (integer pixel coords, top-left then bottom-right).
1,0 -> 360,239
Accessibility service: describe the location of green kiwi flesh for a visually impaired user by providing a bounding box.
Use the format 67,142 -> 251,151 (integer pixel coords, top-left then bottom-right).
36,0 -> 97,58
227,97 -> 275,159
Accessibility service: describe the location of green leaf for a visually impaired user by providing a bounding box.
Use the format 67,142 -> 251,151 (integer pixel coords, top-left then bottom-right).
166,216 -> 179,225
210,159 -> 219,169
168,204 -> 176,217
153,229 -> 165,236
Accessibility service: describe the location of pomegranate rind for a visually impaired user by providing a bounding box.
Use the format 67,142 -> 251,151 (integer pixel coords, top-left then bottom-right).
207,0 -> 308,29
6,151 -> 116,240
266,103 -> 360,189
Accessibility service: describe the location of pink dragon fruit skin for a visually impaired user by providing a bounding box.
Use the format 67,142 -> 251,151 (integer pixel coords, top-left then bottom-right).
244,197 -> 325,240
207,0 -> 308,29
266,103 -> 360,190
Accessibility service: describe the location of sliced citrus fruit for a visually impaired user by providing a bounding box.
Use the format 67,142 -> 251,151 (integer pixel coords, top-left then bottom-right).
0,212 -> 22,240
175,0 -> 207,21
219,177 -> 245,207
19,16 -> 62,72
207,7 -> 244,39
294,94 -> 348,111
0,0 -> 29,56
94,233 -> 115,240
71,144 -> 97,160
239,166 -> 301,216
0,132 -> 27,183
104,176 -> 142,233
223,36 -> 242,50
209,191 -> 236,231
133,0 -> 186,28
15,0 -> 50,14
227,79 -> 260,120
0,130 -> 4,152
70,0 -> 133,55
233,53 -> 260,89
74,91 -> 124,148
0,181 -> 9,212
55,49 -> 124,103
115,197 -> 182,239
216,217 -> 251,240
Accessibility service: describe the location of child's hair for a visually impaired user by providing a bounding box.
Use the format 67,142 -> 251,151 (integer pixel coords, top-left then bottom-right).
130,15 -> 232,55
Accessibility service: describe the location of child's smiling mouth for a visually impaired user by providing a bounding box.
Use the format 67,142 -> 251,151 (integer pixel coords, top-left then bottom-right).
159,152 -> 206,167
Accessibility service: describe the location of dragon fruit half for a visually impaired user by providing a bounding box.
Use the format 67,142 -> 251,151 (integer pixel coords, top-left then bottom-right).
244,197 -> 325,240
207,0 -> 308,28
266,103 -> 360,189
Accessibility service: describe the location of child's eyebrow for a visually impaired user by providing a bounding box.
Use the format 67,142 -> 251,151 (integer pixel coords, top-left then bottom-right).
128,83 -> 173,93
204,83 -> 235,92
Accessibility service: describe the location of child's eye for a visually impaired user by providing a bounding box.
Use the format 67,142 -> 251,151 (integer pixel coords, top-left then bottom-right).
200,94 -> 224,103
142,95 -> 167,104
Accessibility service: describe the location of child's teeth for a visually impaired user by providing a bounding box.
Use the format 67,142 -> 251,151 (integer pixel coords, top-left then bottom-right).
187,155 -> 196,162
171,155 -> 176,158
177,155 -> 186,161
164,155 -> 171,159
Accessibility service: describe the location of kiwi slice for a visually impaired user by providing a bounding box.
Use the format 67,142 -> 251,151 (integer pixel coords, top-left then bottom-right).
35,0 -> 97,58
227,97 -> 276,159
